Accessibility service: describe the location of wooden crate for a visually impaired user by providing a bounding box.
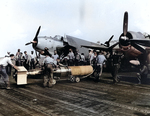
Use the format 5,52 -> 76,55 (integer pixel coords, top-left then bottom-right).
17,66 -> 27,85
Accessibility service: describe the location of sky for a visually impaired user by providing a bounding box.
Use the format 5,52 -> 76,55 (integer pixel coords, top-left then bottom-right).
0,0 -> 150,56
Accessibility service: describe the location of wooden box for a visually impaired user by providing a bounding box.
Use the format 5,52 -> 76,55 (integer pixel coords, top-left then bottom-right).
17,66 -> 27,85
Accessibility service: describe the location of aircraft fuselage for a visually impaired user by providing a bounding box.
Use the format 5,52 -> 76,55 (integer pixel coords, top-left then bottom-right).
33,36 -> 64,54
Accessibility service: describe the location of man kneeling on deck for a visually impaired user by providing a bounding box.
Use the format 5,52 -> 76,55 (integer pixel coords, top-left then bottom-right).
42,53 -> 56,88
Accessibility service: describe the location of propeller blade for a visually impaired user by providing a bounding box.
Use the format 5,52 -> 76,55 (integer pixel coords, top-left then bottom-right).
34,26 -> 41,41
108,35 -> 114,43
25,42 -> 32,45
131,42 -> 145,53
105,35 -> 114,47
130,39 -> 150,47
123,11 -> 128,36
25,41 -> 37,46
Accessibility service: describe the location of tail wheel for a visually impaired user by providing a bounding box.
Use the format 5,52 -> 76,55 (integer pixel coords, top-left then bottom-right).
75,77 -> 80,83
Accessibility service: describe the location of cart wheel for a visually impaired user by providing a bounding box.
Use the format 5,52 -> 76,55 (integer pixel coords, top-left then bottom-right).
75,77 -> 80,83
70,76 -> 75,82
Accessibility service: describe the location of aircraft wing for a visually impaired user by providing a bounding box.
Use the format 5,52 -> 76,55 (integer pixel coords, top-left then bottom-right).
81,42 -> 119,51
65,35 -> 99,48
81,45 -> 109,51
64,35 -> 101,56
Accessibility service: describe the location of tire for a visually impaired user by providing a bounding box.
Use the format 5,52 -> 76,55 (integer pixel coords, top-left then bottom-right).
70,76 -> 75,82
75,77 -> 80,83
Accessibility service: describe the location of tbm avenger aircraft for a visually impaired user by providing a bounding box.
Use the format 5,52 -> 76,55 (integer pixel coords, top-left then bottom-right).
82,11 -> 150,84
25,26 -> 116,59
25,26 -> 101,58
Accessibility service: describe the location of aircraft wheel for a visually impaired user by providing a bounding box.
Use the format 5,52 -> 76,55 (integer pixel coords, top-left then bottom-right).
70,76 -> 75,82
75,77 -> 80,83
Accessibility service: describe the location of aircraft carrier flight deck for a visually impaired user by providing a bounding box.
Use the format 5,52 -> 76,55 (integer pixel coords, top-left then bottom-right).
0,72 -> 150,116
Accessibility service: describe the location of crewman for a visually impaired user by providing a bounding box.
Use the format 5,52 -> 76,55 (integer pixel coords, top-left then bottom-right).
68,49 -> 75,66
30,51 -> 35,69
16,49 -> 22,66
80,53 -> 85,65
89,49 -> 94,65
74,49 -> 81,66
95,51 -> 106,80
61,55 -> 69,66
5,52 -> 12,75
92,51 -> 97,65
52,50 -> 59,61
0,54 -> 18,89
20,52 -> 24,66
5,51 -> 10,57
42,53 -> 56,88
23,51 -> 31,71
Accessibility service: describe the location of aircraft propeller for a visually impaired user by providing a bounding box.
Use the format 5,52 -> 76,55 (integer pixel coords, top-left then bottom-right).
119,12 -> 150,50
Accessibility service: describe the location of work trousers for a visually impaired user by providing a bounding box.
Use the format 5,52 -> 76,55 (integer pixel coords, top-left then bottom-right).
30,59 -> 35,69
24,60 -> 29,71
6,64 -> 12,75
43,63 -> 55,87
97,64 -> 103,76
43,64 -> 54,82
0,66 -> 9,83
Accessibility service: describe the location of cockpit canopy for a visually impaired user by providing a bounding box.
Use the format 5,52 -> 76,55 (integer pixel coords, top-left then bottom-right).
53,35 -> 63,41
